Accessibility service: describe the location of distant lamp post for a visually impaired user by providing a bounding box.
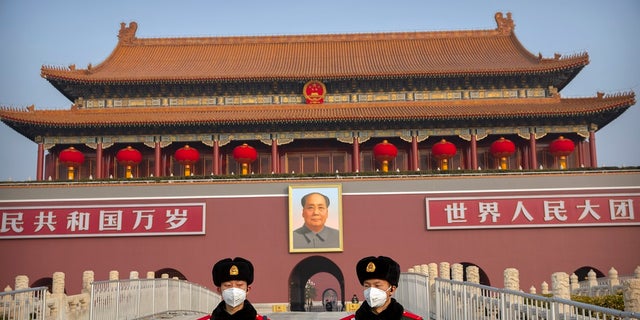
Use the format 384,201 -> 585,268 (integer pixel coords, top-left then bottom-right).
59,146 -> 85,180
175,145 -> 200,176
490,137 -> 515,170
116,146 -> 142,178
432,139 -> 457,171
373,140 -> 398,172
232,143 -> 257,175
549,136 -> 575,169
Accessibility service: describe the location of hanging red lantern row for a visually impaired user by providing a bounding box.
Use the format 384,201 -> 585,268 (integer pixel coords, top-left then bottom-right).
175,145 -> 200,176
232,143 -> 258,175
116,146 -> 142,178
373,140 -> 398,172
490,137 -> 515,170
59,146 -> 85,180
432,139 -> 457,170
549,136 -> 575,169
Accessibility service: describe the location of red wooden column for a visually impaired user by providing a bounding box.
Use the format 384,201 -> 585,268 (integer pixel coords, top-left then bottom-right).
411,135 -> 419,171
36,143 -> 44,181
213,140 -> 220,175
96,142 -> 103,179
271,139 -> 278,174
589,130 -> 598,167
470,134 -> 478,170
154,141 -> 161,177
529,132 -> 538,170
352,136 -> 360,173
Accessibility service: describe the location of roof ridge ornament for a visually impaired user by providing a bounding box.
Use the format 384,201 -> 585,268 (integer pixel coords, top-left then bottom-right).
118,21 -> 138,45
494,12 -> 514,35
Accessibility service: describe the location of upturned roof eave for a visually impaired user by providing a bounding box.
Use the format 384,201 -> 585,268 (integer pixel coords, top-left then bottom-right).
40,61 -> 589,85
1,92 -> 633,142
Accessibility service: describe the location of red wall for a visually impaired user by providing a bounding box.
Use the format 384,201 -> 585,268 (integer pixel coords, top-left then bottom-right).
1,180 -> 639,304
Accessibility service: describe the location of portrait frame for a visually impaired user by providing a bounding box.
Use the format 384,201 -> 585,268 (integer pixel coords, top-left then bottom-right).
288,184 -> 343,253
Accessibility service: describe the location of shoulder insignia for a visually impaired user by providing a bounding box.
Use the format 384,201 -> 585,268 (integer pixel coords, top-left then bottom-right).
339,315 -> 355,320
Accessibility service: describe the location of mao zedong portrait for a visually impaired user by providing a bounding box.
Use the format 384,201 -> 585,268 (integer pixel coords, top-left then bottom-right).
292,192 -> 340,249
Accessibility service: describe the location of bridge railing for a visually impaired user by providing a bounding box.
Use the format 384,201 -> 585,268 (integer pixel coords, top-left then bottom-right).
395,272 -> 431,319
0,286 -> 48,320
433,278 -> 640,320
89,278 -> 220,320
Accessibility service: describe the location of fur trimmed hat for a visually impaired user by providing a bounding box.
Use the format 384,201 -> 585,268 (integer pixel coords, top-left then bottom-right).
212,257 -> 254,287
356,256 -> 400,286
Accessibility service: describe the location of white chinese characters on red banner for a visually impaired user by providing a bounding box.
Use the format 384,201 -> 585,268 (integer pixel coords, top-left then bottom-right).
426,190 -> 638,230
0,203 -> 206,239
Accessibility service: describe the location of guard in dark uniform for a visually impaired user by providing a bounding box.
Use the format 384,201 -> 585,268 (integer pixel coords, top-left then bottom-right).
341,256 -> 422,320
198,257 -> 268,320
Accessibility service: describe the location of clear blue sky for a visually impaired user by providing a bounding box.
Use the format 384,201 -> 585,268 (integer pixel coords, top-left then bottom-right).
1,0 -> 638,181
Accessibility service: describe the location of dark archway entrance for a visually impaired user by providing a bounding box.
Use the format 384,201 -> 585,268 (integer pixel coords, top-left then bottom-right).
289,256 -> 345,312
155,268 -> 187,280
573,266 -> 605,282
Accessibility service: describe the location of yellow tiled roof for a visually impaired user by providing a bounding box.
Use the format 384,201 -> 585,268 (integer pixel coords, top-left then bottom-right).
1,94 -> 633,128
40,13 -> 588,83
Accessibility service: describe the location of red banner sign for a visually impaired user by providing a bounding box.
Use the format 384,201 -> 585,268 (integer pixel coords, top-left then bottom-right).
426,189 -> 639,230
0,203 -> 206,239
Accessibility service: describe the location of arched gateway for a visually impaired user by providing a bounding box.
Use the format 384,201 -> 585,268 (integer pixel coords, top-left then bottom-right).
289,256 -> 345,311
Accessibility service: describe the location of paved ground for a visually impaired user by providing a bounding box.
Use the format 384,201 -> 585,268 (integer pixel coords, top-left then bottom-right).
137,311 -> 352,320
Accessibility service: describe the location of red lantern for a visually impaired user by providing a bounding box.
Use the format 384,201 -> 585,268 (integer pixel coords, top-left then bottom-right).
175,145 -> 200,176
232,143 -> 257,175
59,147 -> 85,180
373,140 -> 398,172
116,146 -> 142,178
490,137 -> 515,170
432,139 -> 457,170
549,136 -> 575,169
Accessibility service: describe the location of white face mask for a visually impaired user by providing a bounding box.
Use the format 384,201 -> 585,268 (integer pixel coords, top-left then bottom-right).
363,287 -> 390,308
222,287 -> 246,307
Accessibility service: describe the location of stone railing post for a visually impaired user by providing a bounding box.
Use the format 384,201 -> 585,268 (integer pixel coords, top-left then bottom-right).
503,268 -> 520,314
503,268 -> 519,291
420,264 -> 429,276
587,269 -> 597,287
529,286 -> 536,294
147,271 -> 155,279
609,267 -> 620,290
439,262 -> 450,280
428,263 -> 437,284
3,286 -> 12,304
52,272 -> 65,295
552,272 -> 571,315
130,271 -> 139,279
466,264 -> 482,317
15,275 -> 28,290
451,263 -> 463,281
552,272 -> 570,300
82,270 -> 94,294
466,265 -> 479,284
109,270 -> 119,281
541,281 -> 549,295
570,273 -> 579,292
14,275 -> 29,320
623,278 -> 640,313
428,263 -> 438,308
50,272 -> 67,319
